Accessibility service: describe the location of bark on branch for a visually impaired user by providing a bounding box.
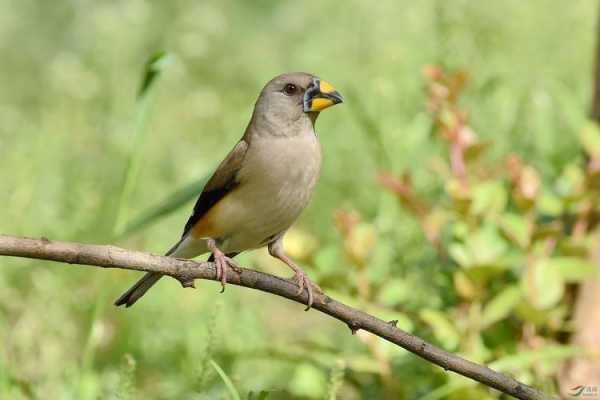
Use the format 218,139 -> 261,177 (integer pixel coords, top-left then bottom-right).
0,234 -> 551,400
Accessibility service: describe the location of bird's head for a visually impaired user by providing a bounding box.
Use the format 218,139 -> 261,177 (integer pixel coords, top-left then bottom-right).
251,72 -> 343,136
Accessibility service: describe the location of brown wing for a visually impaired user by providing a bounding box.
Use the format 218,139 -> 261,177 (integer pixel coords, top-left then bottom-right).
181,140 -> 249,237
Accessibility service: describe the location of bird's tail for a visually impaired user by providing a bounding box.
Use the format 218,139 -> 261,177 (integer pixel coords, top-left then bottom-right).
114,272 -> 163,307
114,239 -> 186,307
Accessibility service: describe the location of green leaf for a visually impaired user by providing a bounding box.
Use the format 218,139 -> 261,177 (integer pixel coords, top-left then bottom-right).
419,309 -> 460,350
453,270 -> 480,300
537,191 -> 563,217
514,301 -> 556,326
547,257 -> 598,283
464,265 -> 509,283
489,345 -> 581,372
452,221 -> 470,240
499,213 -> 530,248
448,243 -> 472,267
469,226 -> 508,266
464,140 -> 492,161
452,226 -> 509,270
525,259 -> 564,310
481,285 -> 522,328
522,257 -> 595,311
580,122 -> 600,157
209,359 -> 241,400
471,182 -> 507,216
555,164 -> 585,199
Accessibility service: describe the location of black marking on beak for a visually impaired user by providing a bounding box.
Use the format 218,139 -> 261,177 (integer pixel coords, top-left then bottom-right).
303,78 -> 344,112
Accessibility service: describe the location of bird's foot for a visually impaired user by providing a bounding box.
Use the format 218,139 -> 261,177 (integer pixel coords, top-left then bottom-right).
290,269 -> 322,311
212,251 -> 239,293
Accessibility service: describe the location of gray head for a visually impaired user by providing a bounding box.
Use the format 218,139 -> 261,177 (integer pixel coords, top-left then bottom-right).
248,72 -> 343,138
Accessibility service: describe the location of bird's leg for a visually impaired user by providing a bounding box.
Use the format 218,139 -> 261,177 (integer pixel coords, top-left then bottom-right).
268,238 -> 321,310
207,238 -> 239,293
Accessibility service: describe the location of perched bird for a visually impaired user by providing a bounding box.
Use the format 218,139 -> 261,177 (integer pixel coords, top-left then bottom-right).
115,72 -> 343,310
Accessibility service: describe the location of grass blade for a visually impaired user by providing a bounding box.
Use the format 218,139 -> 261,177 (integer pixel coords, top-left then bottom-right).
117,175 -> 209,238
209,359 -> 241,400
113,51 -> 173,235
137,51 -> 171,99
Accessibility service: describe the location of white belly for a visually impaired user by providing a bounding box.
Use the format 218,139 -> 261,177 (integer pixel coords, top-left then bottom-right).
215,133 -> 321,253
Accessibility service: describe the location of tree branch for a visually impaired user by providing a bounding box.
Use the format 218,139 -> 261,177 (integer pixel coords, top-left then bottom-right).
0,234 -> 551,400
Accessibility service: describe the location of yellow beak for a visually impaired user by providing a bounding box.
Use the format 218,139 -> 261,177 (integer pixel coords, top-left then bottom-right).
304,79 -> 344,112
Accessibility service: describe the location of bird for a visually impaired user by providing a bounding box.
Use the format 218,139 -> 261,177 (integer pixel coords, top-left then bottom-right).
114,72 -> 343,310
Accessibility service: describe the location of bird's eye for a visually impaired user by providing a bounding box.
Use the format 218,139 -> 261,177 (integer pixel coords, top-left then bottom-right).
283,83 -> 298,96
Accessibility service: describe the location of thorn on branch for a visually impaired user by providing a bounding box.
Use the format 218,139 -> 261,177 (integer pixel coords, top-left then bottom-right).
179,278 -> 196,289
347,321 -> 361,335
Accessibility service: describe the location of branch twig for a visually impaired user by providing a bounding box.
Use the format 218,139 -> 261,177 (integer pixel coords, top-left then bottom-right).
0,234 -> 551,400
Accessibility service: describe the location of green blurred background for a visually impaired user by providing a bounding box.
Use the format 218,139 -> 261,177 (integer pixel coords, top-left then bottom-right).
1,0 -> 599,399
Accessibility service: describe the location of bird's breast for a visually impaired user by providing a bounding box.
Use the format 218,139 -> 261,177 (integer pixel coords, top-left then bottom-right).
243,134 -> 322,192
214,133 -> 322,252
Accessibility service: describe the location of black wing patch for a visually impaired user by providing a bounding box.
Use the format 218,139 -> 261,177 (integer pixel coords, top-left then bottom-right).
182,180 -> 239,237
180,140 -> 248,238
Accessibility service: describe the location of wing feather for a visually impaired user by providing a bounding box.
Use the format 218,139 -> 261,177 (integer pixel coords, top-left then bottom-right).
181,140 -> 248,237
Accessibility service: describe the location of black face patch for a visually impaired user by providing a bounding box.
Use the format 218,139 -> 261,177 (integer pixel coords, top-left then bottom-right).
303,79 -> 320,112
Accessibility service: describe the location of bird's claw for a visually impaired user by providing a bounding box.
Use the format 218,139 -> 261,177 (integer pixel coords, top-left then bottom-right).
291,270 -> 321,311
213,253 -> 239,293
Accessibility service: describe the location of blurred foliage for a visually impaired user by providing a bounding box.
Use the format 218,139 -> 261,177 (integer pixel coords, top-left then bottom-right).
0,0 -> 598,399
380,66 -> 599,397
